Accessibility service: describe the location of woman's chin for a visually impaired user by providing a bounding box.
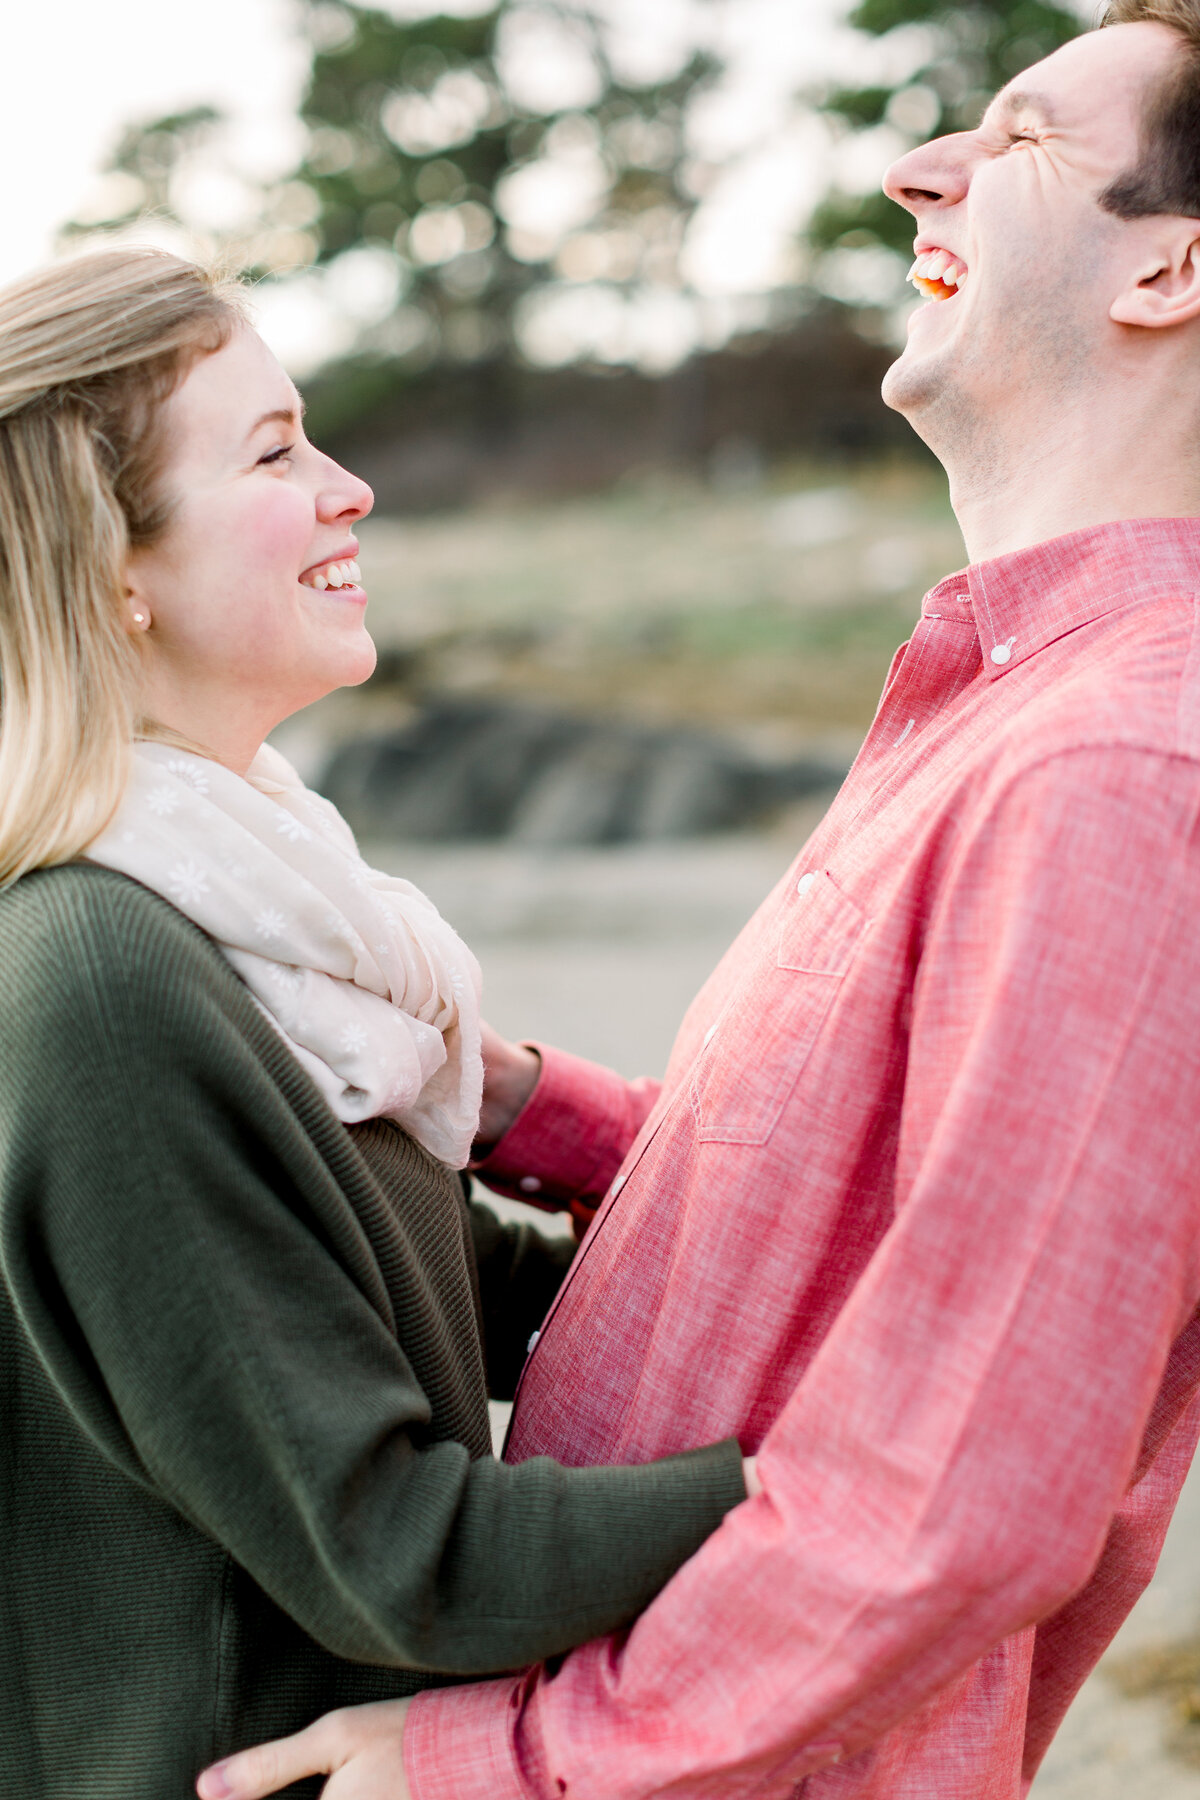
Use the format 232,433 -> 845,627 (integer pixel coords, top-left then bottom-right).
288,629 -> 377,710
341,630 -> 378,689
323,610 -> 376,674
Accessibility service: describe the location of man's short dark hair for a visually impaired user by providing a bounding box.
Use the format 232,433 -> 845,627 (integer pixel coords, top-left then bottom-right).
1100,0 -> 1200,219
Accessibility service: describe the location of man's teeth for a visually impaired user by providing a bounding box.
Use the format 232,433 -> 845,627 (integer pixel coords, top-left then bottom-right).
906,251 -> 968,298
305,558 -> 362,591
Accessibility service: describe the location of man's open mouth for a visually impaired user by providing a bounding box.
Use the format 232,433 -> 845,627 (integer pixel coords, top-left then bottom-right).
907,249 -> 968,300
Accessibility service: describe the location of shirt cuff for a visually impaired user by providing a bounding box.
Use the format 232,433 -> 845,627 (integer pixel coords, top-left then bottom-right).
473,1042 -> 658,1219
405,1676 -> 531,1800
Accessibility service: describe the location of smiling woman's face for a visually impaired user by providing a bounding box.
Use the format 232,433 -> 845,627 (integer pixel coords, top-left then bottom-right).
127,324 -> 376,770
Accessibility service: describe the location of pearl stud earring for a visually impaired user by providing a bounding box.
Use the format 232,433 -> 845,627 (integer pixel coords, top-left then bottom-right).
132,610 -> 148,627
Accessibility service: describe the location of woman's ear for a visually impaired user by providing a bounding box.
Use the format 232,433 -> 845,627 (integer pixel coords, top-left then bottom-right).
1111,222 -> 1200,329
125,583 -> 151,633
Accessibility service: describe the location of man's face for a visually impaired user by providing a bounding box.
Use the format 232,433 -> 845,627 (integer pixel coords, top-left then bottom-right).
880,22 -> 1184,436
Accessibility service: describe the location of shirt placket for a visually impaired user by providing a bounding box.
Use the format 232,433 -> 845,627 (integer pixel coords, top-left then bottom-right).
868,606 -> 979,750
501,1084 -> 689,1454
824,609 -> 981,842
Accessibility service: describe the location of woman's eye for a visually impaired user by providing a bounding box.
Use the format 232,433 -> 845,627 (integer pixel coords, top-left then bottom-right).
259,444 -> 294,466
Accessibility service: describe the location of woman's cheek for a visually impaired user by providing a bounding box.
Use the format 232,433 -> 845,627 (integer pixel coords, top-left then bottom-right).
228,481 -> 313,577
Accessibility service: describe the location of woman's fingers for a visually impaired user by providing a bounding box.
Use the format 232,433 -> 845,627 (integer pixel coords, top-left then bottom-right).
196,1701 -> 411,1800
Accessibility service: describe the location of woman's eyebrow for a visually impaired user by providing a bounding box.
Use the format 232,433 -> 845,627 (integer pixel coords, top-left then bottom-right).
245,401 -> 305,440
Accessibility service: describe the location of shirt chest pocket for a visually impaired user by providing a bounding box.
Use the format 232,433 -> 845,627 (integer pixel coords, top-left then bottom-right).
690,871 -> 869,1147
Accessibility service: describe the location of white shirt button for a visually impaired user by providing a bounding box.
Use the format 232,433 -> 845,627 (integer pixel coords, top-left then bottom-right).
519,1175 -> 542,1194
796,871 -> 816,897
703,1023 -> 718,1046
612,1173 -> 627,1196
990,641 -> 1013,665
807,1740 -> 843,1763
526,1330 -> 540,1354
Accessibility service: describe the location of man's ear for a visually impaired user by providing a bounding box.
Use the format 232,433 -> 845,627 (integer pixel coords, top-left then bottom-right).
1111,221 -> 1200,328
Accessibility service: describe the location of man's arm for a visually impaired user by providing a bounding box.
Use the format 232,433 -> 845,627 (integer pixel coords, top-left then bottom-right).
473,1029 -> 661,1230
401,744 -> 1200,1797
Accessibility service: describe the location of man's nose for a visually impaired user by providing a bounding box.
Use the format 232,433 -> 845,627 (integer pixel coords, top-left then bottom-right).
882,133 -> 973,221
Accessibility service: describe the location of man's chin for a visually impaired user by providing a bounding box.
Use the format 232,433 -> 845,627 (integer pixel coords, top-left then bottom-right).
881,338 -> 942,421
883,296 -> 962,407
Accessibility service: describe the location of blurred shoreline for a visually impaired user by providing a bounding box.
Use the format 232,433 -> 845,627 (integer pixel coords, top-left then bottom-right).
274,460 -> 964,792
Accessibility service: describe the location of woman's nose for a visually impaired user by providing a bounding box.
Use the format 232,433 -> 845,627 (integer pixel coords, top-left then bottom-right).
318,458 -> 374,525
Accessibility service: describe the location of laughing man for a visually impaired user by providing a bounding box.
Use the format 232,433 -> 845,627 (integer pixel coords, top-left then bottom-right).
201,3 -> 1200,1796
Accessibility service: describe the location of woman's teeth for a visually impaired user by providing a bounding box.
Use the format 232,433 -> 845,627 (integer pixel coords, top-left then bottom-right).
304,559 -> 362,591
907,251 -> 968,300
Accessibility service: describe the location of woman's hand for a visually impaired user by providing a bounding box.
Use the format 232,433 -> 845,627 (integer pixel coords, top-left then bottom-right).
474,1021 -> 540,1151
192,1464 -> 761,1800
196,1699 -> 412,1800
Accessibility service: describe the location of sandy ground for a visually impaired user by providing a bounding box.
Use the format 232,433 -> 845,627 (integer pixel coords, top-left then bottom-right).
369,815 -> 1200,1796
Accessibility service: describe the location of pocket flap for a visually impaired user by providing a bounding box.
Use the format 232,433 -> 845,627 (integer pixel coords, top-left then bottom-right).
778,871 -> 869,974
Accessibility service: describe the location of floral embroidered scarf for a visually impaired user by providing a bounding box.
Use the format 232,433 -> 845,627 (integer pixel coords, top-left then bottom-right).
84,741 -> 483,1168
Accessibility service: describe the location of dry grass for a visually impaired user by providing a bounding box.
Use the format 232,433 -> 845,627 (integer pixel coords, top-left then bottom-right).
331,456 -> 964,755
1106,1639 -> 1200,1767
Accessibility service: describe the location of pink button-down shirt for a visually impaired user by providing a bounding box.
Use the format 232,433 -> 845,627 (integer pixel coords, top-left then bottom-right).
406,520 -> 1200,1800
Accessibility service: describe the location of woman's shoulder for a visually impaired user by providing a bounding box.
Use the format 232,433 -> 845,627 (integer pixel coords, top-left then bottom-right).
1,860 -> 212,958
0,866 -> 349,1149
0,862 -> 243,1030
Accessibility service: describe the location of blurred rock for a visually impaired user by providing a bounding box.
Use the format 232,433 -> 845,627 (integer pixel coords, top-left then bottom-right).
317,698 -> 846,846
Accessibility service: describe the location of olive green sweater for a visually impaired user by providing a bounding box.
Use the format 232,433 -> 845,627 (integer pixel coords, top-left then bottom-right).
0,865 -> 745,1800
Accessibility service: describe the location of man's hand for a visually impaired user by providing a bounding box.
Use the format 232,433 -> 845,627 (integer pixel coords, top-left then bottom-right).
475,1021 -> 540,1150
195,1699 -> 412,1800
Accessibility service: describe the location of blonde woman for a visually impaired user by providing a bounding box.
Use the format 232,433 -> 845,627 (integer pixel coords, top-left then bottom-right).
0,249 -> 752,1800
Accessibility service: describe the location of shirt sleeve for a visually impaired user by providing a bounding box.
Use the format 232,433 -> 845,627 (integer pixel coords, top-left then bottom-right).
472,1043 -> 660,1232
5,876 -> 747,1680
405,744 -> 1200,1796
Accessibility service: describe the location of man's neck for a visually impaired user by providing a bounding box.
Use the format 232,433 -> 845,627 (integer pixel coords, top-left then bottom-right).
940,375 -> 1200,566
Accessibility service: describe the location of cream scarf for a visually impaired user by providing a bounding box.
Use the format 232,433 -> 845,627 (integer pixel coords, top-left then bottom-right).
84,741 -> 483,1168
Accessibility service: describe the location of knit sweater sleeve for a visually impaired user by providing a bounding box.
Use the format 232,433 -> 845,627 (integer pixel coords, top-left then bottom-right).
1,867 -> 746,1676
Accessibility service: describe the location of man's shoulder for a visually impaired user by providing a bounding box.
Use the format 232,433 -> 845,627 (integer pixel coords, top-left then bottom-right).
996,591 -> 1200,782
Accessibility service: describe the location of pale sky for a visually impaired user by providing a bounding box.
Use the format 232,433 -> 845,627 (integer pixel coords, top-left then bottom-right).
12,0 -> 916,372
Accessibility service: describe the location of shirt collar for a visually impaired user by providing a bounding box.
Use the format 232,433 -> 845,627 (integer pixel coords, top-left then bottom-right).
922,517 -> 1200,678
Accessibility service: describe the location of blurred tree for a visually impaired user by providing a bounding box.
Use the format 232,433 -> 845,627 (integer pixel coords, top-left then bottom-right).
810,0 -> 1083,275
66,105 -> 224,223
64,1 -> 721,378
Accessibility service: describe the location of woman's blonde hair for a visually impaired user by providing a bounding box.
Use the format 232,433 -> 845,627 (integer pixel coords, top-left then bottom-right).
0,247 -> 246,887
